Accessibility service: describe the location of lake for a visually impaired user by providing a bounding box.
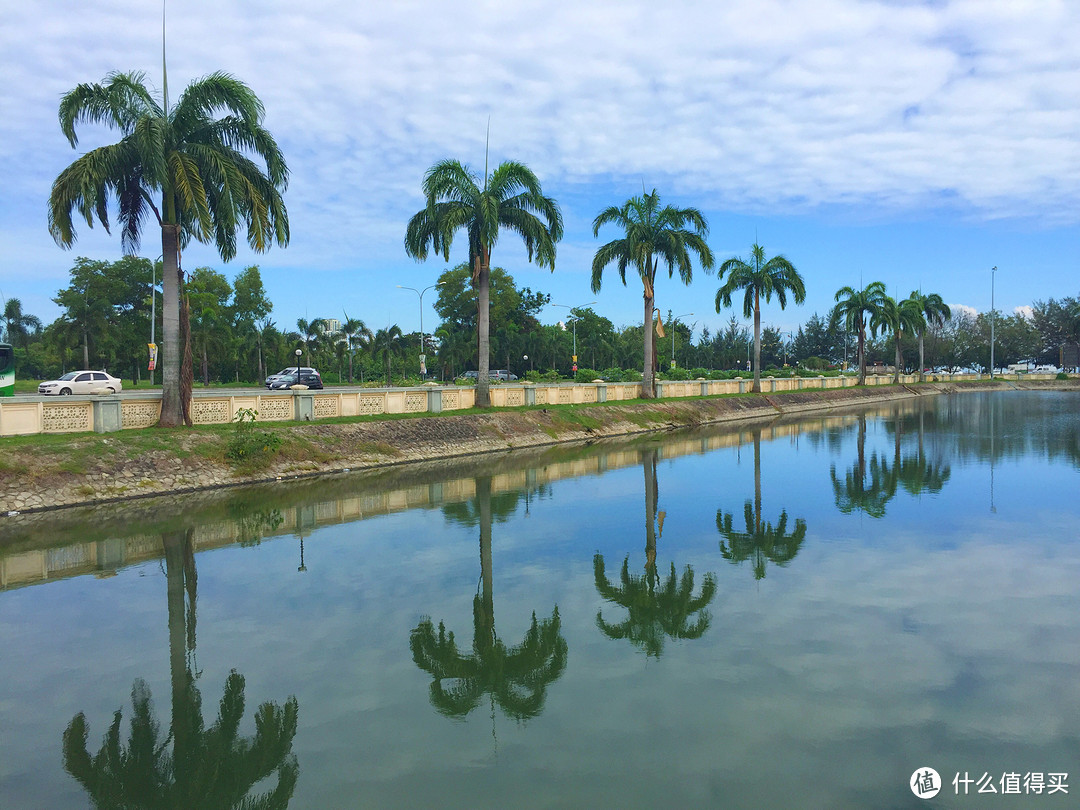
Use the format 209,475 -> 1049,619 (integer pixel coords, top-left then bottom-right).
1,391 -> 1078,808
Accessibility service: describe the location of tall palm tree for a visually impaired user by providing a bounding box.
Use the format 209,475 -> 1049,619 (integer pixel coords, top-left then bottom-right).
372,325 -> 404,386
592,190 -> 713,398
341,314 -> 370,383
716,429 -> 807,580
872,295 -> 924,384
907,290 -> 951,381
405,159 -> 562,407
49,70 -> 289,426
411,477 -> 567,720
831,281 -> 889,385
829,415 -> 899,518
714,243 -> 804,393
1,298 -> 42,361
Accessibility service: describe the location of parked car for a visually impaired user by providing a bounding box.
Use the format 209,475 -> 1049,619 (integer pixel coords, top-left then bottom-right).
455,370 -> 518,382
38,370 -> 123,395
268,369 -> 323,390
266,367 -> 316,387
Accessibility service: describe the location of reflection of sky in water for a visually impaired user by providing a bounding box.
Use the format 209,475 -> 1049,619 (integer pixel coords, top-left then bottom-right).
1,392 -> 1078,809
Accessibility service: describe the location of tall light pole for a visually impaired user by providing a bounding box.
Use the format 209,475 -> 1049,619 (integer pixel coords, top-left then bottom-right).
397,282 -> 444,379
553,301 -> 595,373
671,312 -> 693,369
989,266 -> 997,379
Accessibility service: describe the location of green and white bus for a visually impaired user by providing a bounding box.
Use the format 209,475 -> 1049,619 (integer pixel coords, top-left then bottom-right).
0,343 -> 14,396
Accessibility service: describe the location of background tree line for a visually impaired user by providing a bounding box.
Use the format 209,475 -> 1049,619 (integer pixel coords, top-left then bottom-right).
3,256 -> 1078,386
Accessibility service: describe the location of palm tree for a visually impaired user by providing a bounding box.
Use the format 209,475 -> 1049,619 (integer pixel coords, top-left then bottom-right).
872,295 -> 923,384
714,243 -> 804,393
831,281 -> 889,385
372,325 -> 403,386
1,298 -> 42,363
594,448 -> 717,657
405,159 -> 562,407
592,190 -> 713,398
341,314 -> 370,383
49,70 -> 289,426
907,291 -> 951,381
716,429 -> 807,580
410,477 -> 567,720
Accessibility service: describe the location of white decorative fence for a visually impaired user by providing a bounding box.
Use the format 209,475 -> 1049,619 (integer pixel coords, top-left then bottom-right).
0,372 -> 995,437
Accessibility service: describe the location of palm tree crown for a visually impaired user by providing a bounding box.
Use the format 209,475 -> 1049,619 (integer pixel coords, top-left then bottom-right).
49,70 -> 289,426
714,243 -> 804,393
405,158 -> 562,407
872,295 -> 924,383
907,290 -> 951,380
591,190 -> 713,398
832,281 -> 889,385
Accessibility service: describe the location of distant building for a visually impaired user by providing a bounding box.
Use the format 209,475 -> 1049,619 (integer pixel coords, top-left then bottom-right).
322,318 -> 341,335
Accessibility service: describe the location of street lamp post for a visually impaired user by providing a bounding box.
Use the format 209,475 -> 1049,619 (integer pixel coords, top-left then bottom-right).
149,254 -> 162,385
671,312 -> 693,369
294,348 -> 302,385
397,282 -> 444,379
990,266 -> 997,379
553,301 -> 595,374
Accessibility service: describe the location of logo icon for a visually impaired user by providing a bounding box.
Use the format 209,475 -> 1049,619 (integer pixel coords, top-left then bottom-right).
911,767 -> 941,798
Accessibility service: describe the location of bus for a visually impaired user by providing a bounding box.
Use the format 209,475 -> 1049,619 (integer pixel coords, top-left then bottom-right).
0,343 -> 13,396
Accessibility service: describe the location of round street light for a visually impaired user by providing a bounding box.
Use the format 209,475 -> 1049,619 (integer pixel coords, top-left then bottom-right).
294,347 -> 302,385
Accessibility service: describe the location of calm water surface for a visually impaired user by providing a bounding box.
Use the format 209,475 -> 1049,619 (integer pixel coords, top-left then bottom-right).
1,391 -> 1078,809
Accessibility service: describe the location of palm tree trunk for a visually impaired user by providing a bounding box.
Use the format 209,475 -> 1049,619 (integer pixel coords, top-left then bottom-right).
159,224 -> 184,426
82,325 -> 89,369
857,321 -> 867,386
918,329 -> 926,382
752,291 -> 762,394
476,255 -> 491,407
893,334 -> 902,384
642,290 -> 655,398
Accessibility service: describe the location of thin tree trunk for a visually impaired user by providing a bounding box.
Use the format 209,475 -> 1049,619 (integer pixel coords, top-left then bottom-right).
476,254 -> 491,407
857,320 -> 867,385
159,224 -> 183,426
918,330 -> 926,382
82,326 -> 89,369
643,449 -> 658,571
751,291 -> 762,393
642,288 -> 655,398
894,334 -> 902,384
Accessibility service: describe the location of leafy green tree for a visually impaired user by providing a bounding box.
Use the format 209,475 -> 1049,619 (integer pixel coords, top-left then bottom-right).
186,268 -> 233,385
53,258 -> 126,369
831,281 -> 889,384
405,159 -> 562,407
372,325 -> 404,386
340,315 -> 371,383
49,70 -> 289,426
907,291 -> 951,380
592,190 -> 713,398
1,298 -> 42,373
714,243 -> 804,392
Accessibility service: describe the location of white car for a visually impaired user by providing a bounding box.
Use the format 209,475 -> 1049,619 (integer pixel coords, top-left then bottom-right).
38,371 -> 123,395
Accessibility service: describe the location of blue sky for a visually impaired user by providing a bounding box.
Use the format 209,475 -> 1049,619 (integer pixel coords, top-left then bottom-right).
1,0 -> 1077,341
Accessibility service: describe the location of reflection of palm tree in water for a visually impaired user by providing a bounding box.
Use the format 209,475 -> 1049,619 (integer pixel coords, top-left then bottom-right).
411,477 -> 568,720
594,447 -> 717,658
830,413 -> 951,518
62,529 -> 300,808
830,414 -> 898,518
716,429 -> 807,580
